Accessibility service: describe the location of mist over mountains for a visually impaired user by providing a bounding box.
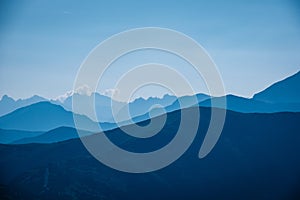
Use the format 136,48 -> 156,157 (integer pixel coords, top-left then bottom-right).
0,71 -> 299,144
1,70 -> 300,122
0,71 -> 299,199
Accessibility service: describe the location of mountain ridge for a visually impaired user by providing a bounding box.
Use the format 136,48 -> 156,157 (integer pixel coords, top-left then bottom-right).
0,101 -> 99,132
253,70 -> 300,103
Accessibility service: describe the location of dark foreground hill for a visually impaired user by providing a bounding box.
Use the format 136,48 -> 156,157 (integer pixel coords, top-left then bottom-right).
0,107 -> 300,199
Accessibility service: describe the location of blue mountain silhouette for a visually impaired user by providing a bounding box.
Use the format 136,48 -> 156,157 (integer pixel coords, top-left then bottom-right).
165,93 -> 210,112
199,95 -> 300,113
114,94 -> 177,122
1,70 -> 299,143
52,93 -> 126,122
0,95 -> 46,117
0,101 -> 99,132
253,71 -> 300,103
53,93 -> 177,123
0,71 -> 300,198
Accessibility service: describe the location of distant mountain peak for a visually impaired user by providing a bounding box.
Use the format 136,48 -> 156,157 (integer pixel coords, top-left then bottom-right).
31,94 -> 45,99
15,95 -> 46,103
1,95 -> 15,102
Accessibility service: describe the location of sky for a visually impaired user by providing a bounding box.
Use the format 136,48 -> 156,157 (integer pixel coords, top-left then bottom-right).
0,0 -> 300,100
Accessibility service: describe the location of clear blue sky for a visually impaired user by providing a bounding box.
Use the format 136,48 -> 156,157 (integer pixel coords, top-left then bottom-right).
0,0 -> 300,100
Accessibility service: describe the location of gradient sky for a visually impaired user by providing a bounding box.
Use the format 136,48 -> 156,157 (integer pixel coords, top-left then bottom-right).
0,0 -> 300,100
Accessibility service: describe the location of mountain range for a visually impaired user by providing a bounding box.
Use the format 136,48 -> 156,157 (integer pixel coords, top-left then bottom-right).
0,71 -> 299,198
0,101 -> 99,132
0,71 -> 299,144
0,95 -> 46,117
1,71 -> 299,123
